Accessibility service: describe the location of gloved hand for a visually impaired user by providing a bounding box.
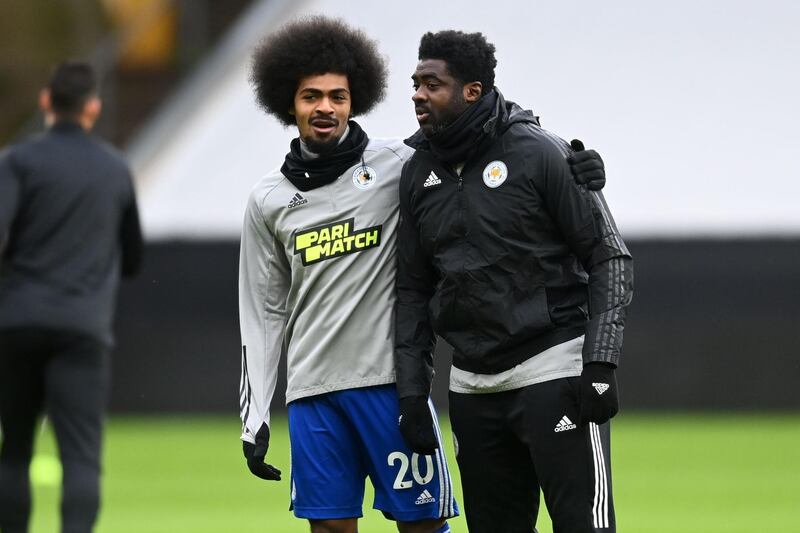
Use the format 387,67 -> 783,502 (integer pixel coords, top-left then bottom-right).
578,362 -> 619,426
568,139 -> 606,191
243,423 -> 282,480
398,396 -> 439,455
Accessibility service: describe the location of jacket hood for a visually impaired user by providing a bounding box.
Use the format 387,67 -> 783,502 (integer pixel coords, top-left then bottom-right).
404,88 -> 540,151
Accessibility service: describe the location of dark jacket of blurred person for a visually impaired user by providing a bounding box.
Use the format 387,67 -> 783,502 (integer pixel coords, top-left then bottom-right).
0,61 -> 142,533
0,71 -> 142,344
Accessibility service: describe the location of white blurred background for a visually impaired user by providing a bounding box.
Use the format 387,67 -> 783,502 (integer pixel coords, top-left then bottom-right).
127,0 -> 800,239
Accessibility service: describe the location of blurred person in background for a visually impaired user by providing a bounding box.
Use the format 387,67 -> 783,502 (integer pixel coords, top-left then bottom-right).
394,30 -> 633,533
0,61 -> 142,533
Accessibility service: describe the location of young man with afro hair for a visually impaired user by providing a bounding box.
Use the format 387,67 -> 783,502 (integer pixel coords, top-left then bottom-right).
239,16 -> 605,533
239,16 -> 457,533
394,30 -> 632,533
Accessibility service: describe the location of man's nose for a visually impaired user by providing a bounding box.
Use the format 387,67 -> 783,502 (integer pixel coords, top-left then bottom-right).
317,97 -> 335,114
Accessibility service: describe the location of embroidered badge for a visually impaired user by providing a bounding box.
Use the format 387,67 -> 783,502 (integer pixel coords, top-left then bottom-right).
352,165 -> 377,190
482,160 -> 508,188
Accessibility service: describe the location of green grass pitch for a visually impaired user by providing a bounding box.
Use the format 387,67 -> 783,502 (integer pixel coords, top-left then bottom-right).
25,413 -> 800,532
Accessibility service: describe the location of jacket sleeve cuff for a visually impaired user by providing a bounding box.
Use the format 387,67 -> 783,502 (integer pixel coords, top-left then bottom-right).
395,352 -> 434,399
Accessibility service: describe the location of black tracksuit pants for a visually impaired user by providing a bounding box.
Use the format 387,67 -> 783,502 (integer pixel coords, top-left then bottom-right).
449,377 -> 615,533
0,328 -> 109,533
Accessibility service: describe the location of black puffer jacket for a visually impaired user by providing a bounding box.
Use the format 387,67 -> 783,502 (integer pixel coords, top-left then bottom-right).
394,91 -> 633,397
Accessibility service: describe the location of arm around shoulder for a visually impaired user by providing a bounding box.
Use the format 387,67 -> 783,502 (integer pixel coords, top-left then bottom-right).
533,137 -> 634,366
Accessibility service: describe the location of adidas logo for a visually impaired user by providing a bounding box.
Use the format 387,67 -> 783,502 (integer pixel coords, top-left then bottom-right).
554,415 -> 577,433
423,171 -> 442,188
592,383 -> 610,395
415,489 -> 436,505
287,193 -> 307,209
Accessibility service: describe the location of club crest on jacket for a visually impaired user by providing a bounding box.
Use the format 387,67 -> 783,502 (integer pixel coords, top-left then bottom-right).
482,160 -> 508,188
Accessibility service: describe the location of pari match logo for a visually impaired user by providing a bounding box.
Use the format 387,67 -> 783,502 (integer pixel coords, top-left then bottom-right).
294,218 -> 382,266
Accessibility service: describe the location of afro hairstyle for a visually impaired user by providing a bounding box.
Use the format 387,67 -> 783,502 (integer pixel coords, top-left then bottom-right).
418,30 -> 497,96
250,15 -> 388,126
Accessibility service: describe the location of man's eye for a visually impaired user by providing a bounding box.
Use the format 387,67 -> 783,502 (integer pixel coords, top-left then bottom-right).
427,83 -> 439,90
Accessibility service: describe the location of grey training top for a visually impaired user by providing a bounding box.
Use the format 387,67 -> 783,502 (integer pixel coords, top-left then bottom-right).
238,137 -> 414,441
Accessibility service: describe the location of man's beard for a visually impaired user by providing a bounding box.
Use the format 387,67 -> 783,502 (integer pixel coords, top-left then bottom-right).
305,135 -> 341,155
425,92 -> 468,137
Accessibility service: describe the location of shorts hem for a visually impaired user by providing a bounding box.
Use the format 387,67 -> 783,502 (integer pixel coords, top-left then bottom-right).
293,505 -> 363,520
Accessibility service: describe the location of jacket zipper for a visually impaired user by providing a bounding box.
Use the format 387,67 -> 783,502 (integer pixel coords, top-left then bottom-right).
453,171 -> 464,234
456,173 -> 467,279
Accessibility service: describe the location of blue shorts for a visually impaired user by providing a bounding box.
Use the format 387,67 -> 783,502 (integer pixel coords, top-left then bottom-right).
287,384 -> 459,522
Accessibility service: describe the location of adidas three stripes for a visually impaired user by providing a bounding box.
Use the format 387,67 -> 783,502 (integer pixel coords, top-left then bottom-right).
449,377 -> 615,532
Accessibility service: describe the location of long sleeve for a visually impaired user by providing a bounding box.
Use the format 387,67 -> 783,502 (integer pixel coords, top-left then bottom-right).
0,148 -> 20,258
394,163 -> 437,399
583,254 -> 633,365
536,138 -> 634,367
238,192 -> 291,443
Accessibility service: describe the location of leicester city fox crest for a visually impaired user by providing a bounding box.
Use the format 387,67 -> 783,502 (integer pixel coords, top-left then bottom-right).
482,160 -> 508,188
352,165 -> 377,189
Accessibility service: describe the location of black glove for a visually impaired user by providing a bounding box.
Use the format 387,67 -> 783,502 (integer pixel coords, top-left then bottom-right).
243,423 -> 282,481
398,396 -> 438,455
568,139 -> 606,191
578,362 -> 619,426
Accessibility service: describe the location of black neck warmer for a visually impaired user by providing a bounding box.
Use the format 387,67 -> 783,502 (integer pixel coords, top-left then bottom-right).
426,90 -> 499,165
281,120 -> 369,192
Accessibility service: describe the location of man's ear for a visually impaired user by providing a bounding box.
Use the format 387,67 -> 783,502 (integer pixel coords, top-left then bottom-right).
39,88 -> 51,114
463,82 -> 483,103
84,96 -> 102,122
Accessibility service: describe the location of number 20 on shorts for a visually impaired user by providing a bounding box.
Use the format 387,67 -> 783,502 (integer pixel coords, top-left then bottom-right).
388,451 -> 434,489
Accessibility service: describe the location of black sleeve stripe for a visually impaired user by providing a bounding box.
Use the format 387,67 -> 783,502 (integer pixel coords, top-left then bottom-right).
239,345 -> 252,424
599,255 -> 616,355
589,256 -> 633,364
590,190 -> 628,254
